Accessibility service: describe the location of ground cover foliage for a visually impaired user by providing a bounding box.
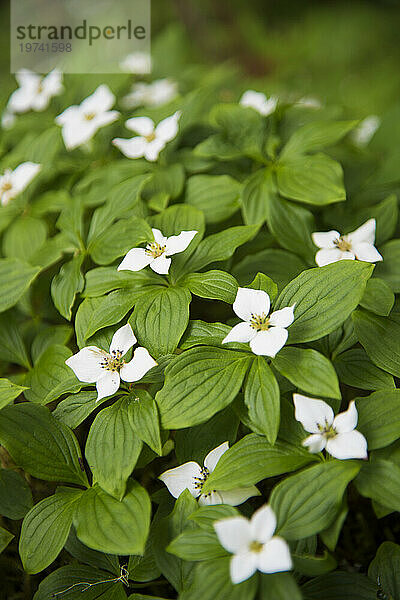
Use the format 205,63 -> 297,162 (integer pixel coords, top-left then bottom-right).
1,39 -> 400,600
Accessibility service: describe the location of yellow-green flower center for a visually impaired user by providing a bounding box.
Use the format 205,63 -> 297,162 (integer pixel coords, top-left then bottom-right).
334,237 -> 352,252
145,131 -> 156,142
1,182 -> 12,193
146,241 -> 166,259
84,112 -> 96,121
249,541 -> 263,553
193,466 -> 210,492
317,421 -> 337,439
100,350 -> 124,372
250,313 -> 270,331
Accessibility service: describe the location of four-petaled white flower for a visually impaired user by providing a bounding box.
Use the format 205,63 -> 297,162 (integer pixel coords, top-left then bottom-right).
122,79 -> 178,109
0,162 -> 41,207
120,52 -> 152,74
118,227 -> 197,275
222,288 -> 295,357
312,218 -> 383,267
2,69 -> 63,128
65,324 -> 157,402
293,394 -> 368,460
55,85 -> 119,150
159,442 -> 259,506
352,115 -> 380,147
214,504 -> 292,584
112,111 -> 181,161
239,90 -> 278,116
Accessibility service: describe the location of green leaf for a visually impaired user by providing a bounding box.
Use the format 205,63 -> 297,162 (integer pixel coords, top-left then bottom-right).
180,320 -> 231,350
84,267 -> 164,298
2,216 -> 47,262
185,225 -> 259,274
88,217 -> 152,266
33,565 -> 127,600
270,461 -> 361,539
167,529 -> 228,561
233,249 -> 306,292
0,378 -> 27,409
189,505 -> 238,531
85,399 -> 143,500
74,480 -> 151,555
126,389 -> 162,455
272,347 -> 341,399
240,169 -> 275,226
276,153 -> 345,205
244,357 -> 280,444
0,403 -> 88,486
185,175 -> 241,223
369,542 -> 400,600
0,313 -> 30,367
182,270 -> 238,303
202,433 -> 315,493
156,347 -> 251,429
359,278 -> 394,316
52,391 -> 100,429
51,254 -> 85,320
0,526 -> 13,554
65,526 -> 120,575
280,120 -> 357,159
333,348 -> 395,391
142,164 -> 185,203
31,325 -> 72,363
0,258 -> 40,313
131,286 -> 191,358
24,344 -> 82,404
352,310 -> 400,377
248,272 -> 278,299
19,487 -> 83,574
179,556 -> 257,600
292,551 -> 337,577
375,239 -> 400,292
275,261 -> 373,343
355,459 -> 400,514
0,468 -> 32,519
356,390 -> 400,450
301,572 -> 377,600
260,573 -> 302,600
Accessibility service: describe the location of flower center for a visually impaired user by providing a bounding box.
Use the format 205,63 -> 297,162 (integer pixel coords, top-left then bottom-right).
249,541 -> 264,553
317,420 -> 337,439
193,466 -> 210,492
250,313 -> 270,331
99,349 -> 124,372
84,112 -> 96,121
145,131 -> 156,142
37,82 -> 44,94
334,237 -> 352,252
145,241 -> 166,259
1,182 -> 13,193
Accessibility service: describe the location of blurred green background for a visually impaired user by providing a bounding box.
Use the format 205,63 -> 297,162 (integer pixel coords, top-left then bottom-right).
1,0 -> 400,117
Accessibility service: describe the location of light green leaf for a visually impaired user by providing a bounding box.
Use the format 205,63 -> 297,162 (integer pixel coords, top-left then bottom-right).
0,468 -> 32,519
180,320 -> 231,350
240,168 -> 275,226
126,390 -> 162,455
355,459 -> 400,513
333,348 -> 395,391
275,261 -> 373,343
280,120 -> 357,159
142,163 -> 185,202
359,278 -> 394,316
369,542 -> 400,600
375,239 -> 400,292
233,248 -> 306,292
244,357 -> 280,444
266,195 -> 315,262
182,270 -> 238,303
167,529 -> 228,561
31,324 -> 72,363
0,313 -> 30,367
292,551 -> 337,577
74,480 -> 151,555
2,216 -> 47,262
156,347 -> 251,429
33,565 -> 127,600
0,258 -> 40,313
189,505 -> 238,531
88,217 -> 152,266
51,254 -> 85,320
185,174 -> 241,223
356,390 -> 400,450
352,310 -> 400,377
84,267 -> 164,298
53,391 -> 102,429
260,573 -> 302,600
248,272 -> 278,299
0,378 -> 27,409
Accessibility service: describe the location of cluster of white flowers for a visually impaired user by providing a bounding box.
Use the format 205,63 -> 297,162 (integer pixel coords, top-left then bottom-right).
0,162 -> 41,206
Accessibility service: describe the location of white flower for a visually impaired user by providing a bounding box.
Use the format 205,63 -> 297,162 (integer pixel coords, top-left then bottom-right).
312,218 -> 383,267
120,52 -> 152,74
239,90 -> 278,116
55,85 -> 119,150
4,69 -> 63,118
293,394 -> 368,460
296,96 -> 322,109
118,227 -> 197,275
122,79 -> 178,109
0,162 -> 41,207
1,111 -> 16,130
65,324 -> 157,402
352,115 -> 380,147
112,111 -> 181,162
222,288 -> 295,358
214,504 -> 292,584
159,442 -> 259,506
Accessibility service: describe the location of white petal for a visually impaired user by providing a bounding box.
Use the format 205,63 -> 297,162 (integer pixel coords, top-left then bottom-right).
250,505 -> 277,543
65,347 -> 105,382
230,552 -> 258,584
249,327 -> 288,357
8,87 -> 37,113
96,371 -> 120,401
118,248 -> 153,272
165,231 -> 198,255
233,288 -> 270,322
204,442 -> 229,472
240,90 -> 267,111
144,139 -> 165,162
55,105 -> 80,126
155,111 -> 181,142
11,162 -> 41,193
198,490 -> 224,506
293,394 -> 334,433
326,431 -> 368,460
152,228 -> 168,246
347,218 -> 376,245
333,400 -> 358,434
120,52 -> 151,74
113,136 -> 148,159
302,433 -> 327,453
352,242 -> 383,263
218,486 -> 260,506
42,70 -> 63,96
159,462 -> 202,498
269,305 -> 295,328
109,324 -> 136,357
60,117 -> 95,150
315,248 -> 355,267
222,322 -> 256,345
257,537 -> 292,574
15,68 -> 40,88
311,231 -> 340,249
81,84 -> 115,113
214,517 -> 252,553
120,347 -> 157,382
125,116 -> 154,136
93,110 -> 119,129
150,254 -> 171,274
